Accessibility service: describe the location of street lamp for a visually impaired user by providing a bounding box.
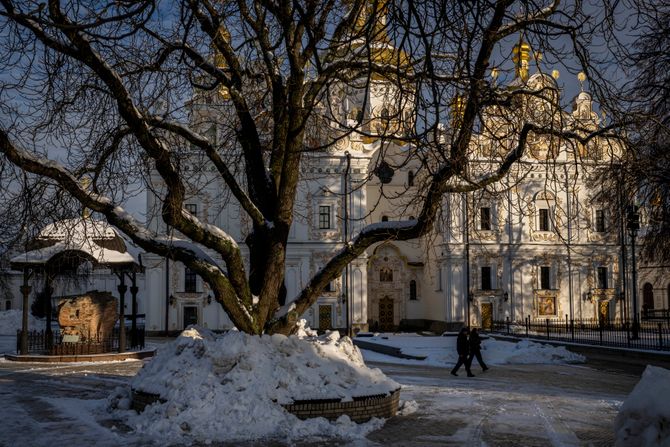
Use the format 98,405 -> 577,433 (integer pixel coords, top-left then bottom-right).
627,205 -> 640,340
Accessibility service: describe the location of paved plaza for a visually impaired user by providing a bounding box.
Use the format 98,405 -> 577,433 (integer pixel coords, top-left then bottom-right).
0,336 -> 664,446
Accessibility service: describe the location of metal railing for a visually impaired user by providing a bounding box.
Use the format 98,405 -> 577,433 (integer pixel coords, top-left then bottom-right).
490,316 -> 670,351
16,326 -> 145,355
642,309 -> 670,321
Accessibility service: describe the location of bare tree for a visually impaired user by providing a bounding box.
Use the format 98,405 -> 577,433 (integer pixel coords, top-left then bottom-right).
602,1 -> 670,261
0,0 -> 626,335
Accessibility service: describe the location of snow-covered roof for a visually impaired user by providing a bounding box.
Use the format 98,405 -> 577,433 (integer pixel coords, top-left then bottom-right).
10,218 -> 143,271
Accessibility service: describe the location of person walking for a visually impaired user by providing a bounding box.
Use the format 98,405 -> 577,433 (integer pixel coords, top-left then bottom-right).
468,327 -> 489,372
451,327 -> 475,377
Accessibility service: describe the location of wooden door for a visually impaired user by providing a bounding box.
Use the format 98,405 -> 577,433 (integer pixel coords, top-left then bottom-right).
318,305 -> 332,330
379,296 -> 394,331
481,303 -> 493,330
643,283 -> 654,314
183,306 -> 198,329
599,301 -> 609,326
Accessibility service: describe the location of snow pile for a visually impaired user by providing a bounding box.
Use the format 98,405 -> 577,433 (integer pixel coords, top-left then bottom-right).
359,334 -> 585,366
114,325 -> 398,444
484,339 -> 585,365
0,309 -> 43,335
614,365 -> 670,447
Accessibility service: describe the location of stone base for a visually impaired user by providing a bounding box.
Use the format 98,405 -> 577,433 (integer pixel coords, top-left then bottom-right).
131,388 -> 401,423
282,388 -> 401,422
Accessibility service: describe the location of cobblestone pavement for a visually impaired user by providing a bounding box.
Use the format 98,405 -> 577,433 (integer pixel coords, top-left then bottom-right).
0,338 -> 642,447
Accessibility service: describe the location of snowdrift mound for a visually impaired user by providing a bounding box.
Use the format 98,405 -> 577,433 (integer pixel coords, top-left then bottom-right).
0,309 -> 43,335
614,365 -> 670,447
485,339 -> 585,365
115,324 -> 398,444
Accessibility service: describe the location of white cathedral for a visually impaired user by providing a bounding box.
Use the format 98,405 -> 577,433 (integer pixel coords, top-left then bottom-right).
134,37 -> 635,335
8,24 -> 667,336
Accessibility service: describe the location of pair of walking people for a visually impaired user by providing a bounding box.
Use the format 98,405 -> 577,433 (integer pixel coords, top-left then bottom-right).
450,327 -> 488,377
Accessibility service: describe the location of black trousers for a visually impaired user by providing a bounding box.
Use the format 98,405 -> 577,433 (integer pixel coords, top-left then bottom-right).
451,354 -> 473,375
468,350 -> 487,370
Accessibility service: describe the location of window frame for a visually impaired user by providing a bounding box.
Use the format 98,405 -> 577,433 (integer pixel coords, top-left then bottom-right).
540,266 -> 551,290
409,280 -> 417,300
538,208 -> 550,231
318,205 -> 331,229
481,266 -> 492,290
595,209 -> 606,233
480,206 -> 492,231
184,266 -> 198,293
185,203 -> 198,218
597,266 -> 608,289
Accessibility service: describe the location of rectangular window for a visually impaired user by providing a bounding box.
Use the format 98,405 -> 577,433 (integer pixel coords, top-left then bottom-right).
480,207 -> 491,230
539,208 -> 550,231
185,203 -> 198,218
184,266 -> 197,293
597,267 -> 608,289
318,205 -> 331,229
595,209 -> 605,233
540,266 -> 551,290
481,266 -> 492,290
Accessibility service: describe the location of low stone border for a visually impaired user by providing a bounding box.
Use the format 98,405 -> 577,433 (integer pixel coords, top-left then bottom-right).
282,388 -> 401,422
131,388 -> 401,423
4,349 -> 155,363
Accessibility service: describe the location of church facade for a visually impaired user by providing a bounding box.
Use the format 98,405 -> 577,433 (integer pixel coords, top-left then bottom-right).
139,38 -> 633,335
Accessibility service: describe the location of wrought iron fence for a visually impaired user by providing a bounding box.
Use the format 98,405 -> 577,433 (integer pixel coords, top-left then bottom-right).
490,316 -> 670,351
16,326 -> 146,355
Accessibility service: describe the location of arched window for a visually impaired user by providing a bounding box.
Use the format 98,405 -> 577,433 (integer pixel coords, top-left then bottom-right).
184,266 -> 197,293
534,192 -> 555,232
381,215 -> 389,222
643,283 -> 654,312
4,300 -> 10,310
409,280 -> 417,300
408,170 -> 414,187
380,267 -> 393,282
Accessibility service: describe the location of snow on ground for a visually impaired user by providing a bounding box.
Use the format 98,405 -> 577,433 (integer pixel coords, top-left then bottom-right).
614,365 -> 670,447
358,333 -> 585,366
110,324 -> 397,445
0,309 -> 43,335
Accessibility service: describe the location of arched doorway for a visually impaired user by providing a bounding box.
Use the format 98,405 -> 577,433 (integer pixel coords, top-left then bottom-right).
642,283 -> 654,317
379,296 -> 394,331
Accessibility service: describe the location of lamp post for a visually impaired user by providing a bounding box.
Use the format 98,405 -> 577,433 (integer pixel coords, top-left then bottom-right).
343,151 -> 351,336
627,205 -> 640,340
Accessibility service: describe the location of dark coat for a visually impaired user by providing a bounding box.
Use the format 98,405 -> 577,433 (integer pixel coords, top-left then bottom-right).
456,332 -> 469,356
469,331 -> 482,353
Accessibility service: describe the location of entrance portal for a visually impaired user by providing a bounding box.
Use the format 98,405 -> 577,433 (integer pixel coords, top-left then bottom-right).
481,303 -> 493,330
318,305 -> 332,330
379,296 -> 394,331
599,301 -> 610,326
183,306 -> 198,329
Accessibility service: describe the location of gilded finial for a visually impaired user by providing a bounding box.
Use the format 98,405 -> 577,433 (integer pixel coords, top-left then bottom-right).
451,95 -> 466,129
491,67 -> 499,84
512,41 -> 532,81
551,69 -> 560,80
577,72 -> 587,91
